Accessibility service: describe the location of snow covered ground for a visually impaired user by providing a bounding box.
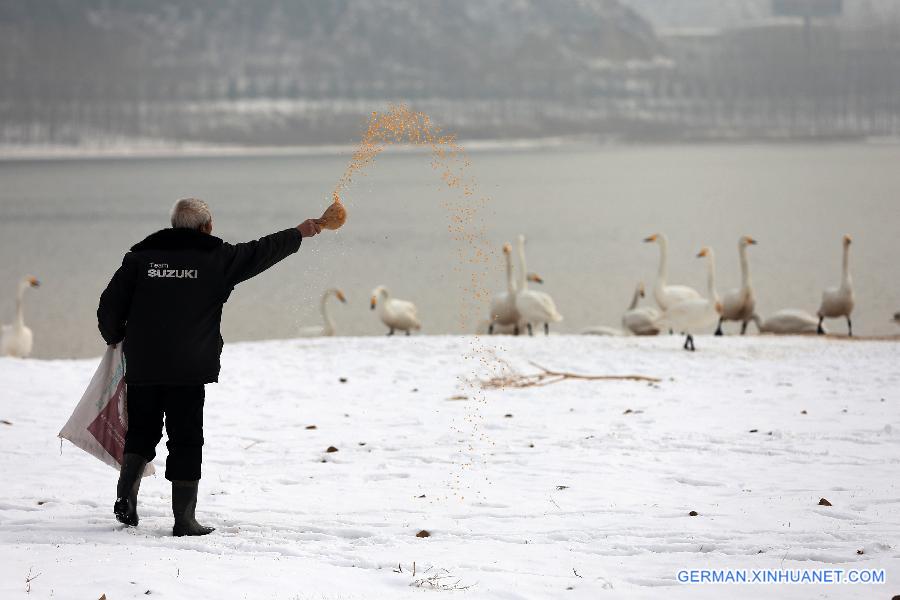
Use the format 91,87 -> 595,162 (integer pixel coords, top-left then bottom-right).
1,335 -> 898,599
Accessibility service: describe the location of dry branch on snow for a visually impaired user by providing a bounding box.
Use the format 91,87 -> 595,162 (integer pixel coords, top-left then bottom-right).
479,359 -> 660,390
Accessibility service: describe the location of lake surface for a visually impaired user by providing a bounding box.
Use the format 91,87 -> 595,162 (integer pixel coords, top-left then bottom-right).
1,142 -> 898,359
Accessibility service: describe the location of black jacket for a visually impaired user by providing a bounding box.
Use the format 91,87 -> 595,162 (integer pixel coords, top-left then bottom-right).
98,227 -> 302,385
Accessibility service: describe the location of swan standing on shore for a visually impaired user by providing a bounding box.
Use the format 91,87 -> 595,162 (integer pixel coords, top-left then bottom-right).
756,309 -> 824,335
622,282 -> 661,336
643,233 -> 701,311
515,235 -> 563,336
371,286 -> 421,336
488,243 -> 520,335
298,288 -> 346,337
657,248 -> 722,351
1,276 -> 40,358
817,234 -> 855,336
717,235 -> 759,336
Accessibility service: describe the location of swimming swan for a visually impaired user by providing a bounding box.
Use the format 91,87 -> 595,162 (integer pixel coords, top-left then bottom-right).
298,288 -> 346,337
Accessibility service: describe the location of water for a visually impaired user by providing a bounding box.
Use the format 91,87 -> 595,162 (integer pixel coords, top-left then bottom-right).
1,142 -> 898,359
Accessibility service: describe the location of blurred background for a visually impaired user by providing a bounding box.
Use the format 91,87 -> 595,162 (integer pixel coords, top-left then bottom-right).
1,0 -> 898,357
2,0 -> 899,147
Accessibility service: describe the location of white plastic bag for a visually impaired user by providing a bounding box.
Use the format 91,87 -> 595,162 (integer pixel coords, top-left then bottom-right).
59,345 -> 155,476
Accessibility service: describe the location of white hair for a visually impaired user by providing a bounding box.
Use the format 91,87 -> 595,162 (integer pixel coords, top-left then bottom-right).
170,198 -> 212,230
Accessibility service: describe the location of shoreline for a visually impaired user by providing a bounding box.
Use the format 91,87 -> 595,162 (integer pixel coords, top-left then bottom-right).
2,134 -> 898,162
9,333 -> 900,364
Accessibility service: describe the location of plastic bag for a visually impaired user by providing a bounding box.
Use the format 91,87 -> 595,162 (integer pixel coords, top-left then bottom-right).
58,345 -> 154,476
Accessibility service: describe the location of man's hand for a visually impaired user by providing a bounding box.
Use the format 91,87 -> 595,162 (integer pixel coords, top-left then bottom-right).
297,219 -> 322,238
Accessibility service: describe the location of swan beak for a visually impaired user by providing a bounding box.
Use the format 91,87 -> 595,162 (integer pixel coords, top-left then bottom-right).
747,237 -> 758,245
696,248 -> 709,258
502,243 -> 511,255
643,234 -> 657,243
370,296 -> 376,310
29,277 -> 40,287
843,234 -> 852,245
527,273 -> 544,284
336,290 -> 346,303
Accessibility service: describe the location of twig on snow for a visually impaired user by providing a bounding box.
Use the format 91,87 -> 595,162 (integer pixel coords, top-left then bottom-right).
407,565 -> 474,591
25,567 -> 41,593
480,359 -> 660,390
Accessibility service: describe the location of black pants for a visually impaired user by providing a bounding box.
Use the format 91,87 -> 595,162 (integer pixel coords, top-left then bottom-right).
124,384 -> 205,481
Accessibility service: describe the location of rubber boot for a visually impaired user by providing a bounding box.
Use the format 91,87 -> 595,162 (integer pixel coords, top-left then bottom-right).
114,453 -> 147,526
171,480 -> 215,537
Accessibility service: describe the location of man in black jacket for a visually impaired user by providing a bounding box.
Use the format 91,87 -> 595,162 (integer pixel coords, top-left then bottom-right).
98,197 -> 321,536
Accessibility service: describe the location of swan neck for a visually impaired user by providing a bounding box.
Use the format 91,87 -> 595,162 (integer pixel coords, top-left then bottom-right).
516,238 -> 528,291
841,243 -> 851,286
320,292 -> 336,333
15,283 -> 26,328
505,251 -> 516,294
706,252 -> 719,302
657,236 -> 668,283
628,285 -> 641,310
739,243 -> 751,288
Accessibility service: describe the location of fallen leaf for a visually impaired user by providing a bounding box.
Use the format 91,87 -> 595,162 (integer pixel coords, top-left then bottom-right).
305,425 -> 317,430
689,510 -> 699,516
1,419 -> 12,425
416,530 -> 431,538
749,429 -> 758,433
339,377 -> 348,383
818,498 -> 832,506
504,414 -> 513,418
326,446 -> 339,453
856,549 -> 864,555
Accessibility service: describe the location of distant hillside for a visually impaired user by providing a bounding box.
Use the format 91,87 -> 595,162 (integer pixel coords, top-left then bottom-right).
620,0 -> 900,31
0,0 -> 660,104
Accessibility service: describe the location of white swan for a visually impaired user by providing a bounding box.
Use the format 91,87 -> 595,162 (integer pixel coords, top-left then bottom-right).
1,276 -> 40,358
817,234 -> 855,336
298,288 -> 346,337
514,235 -> 563,336
621,282 -> 661,336
756,309 -> 824,335
488,243 -> 521,335
371,286 -> 421,336
657,247 -> 722,351
717,235 -> 759,335
643,233 -> 702,311
488,242 -> 545,335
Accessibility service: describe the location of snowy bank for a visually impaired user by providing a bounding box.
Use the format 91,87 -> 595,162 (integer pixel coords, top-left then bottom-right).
0,335 -> 898,599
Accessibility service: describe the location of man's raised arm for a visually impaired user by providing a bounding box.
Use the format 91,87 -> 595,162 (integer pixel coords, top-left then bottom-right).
223,219 -> 321,288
